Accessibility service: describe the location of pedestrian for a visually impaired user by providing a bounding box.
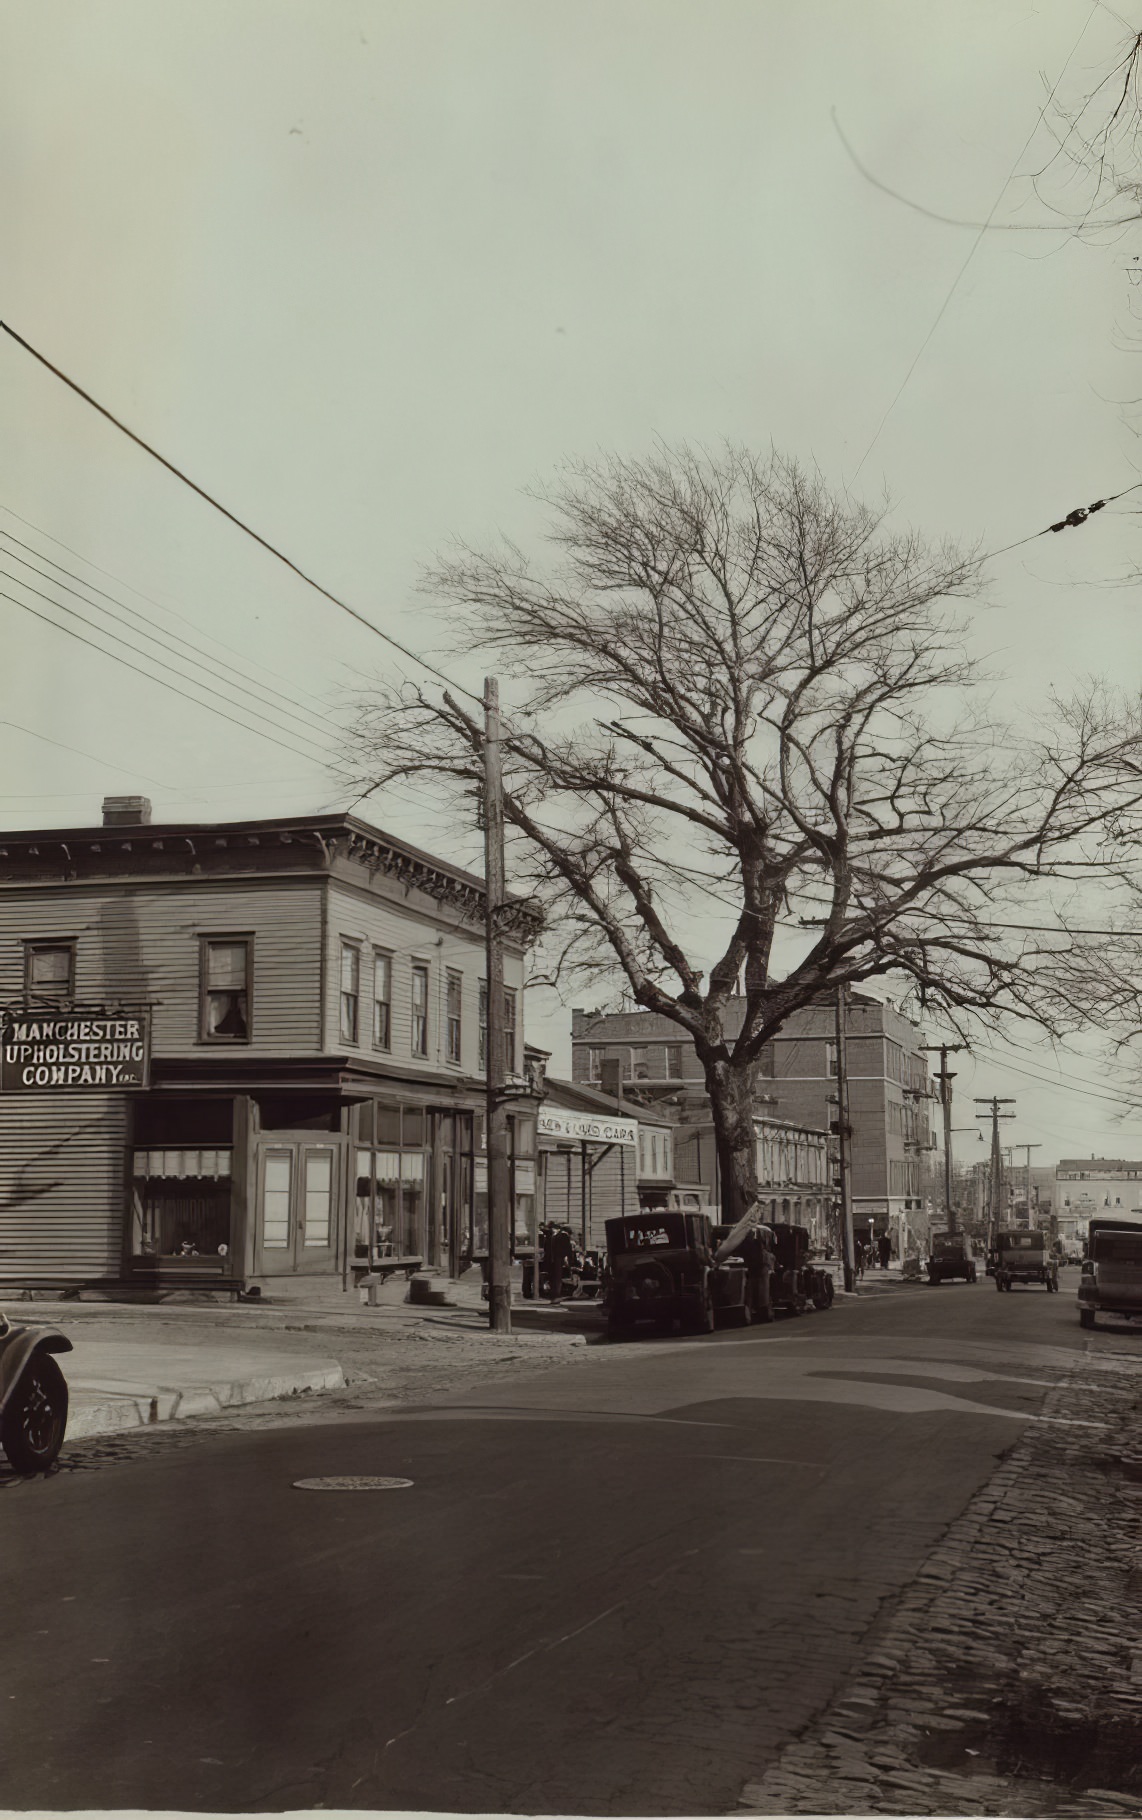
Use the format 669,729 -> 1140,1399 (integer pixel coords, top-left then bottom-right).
544,1223 -> 575,1301
877,1232 -> 892,1271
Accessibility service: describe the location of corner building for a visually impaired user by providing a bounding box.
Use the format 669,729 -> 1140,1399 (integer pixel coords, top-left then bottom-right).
0,800 -> 534,1296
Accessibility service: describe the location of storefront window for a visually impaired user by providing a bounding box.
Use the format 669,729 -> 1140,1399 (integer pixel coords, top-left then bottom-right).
132,1148 -> 233,1258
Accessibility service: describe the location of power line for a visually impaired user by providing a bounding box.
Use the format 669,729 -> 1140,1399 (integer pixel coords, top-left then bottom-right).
0,717 -> 170,788
850,1 -> 1102,481
0,563 -> 336,765
0,320 -> 481,706
969,1038 -> 1141,1110
0,581 -> 335,767
0,499 -> 336,715
0,525 -> 340,741
982,480 -> 1142,562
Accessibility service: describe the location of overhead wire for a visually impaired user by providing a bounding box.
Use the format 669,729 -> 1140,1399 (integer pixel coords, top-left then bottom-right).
0,498 -> 335,714
0,524 -> 340,741
0,562 -> 337,765
0,320 -> 482,706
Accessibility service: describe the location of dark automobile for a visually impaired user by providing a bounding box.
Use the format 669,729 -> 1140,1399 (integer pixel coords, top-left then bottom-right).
993,1228 -> 1059,1293
0,1310 -> 71,1473
927,1231 -> 978,1285
603,1211 -> 748,1336
1077,1219 -> 1142,1329
712,1220 -> 835,1318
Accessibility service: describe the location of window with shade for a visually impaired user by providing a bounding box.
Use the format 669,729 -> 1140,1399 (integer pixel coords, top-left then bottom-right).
372,950 -> 392,1050
411,964 -> 429,1057
200,939 -> 251,1042
446,970 -> 462,1065
339,942 -> 360,1045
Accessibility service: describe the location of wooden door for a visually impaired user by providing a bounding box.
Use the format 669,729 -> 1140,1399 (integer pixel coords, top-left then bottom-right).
256,1139 -> 342,1275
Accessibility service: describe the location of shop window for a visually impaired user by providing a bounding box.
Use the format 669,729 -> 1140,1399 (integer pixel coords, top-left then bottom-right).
372,950 -> 392,1050
24,941 -> 75,1003
200,939 -> 251,1042
355,1147 -> 424,1258
412,964 -> 429,1057
446,970 -> 463,1065
132,1148 -> 233,1259
340,942 -> 360,1045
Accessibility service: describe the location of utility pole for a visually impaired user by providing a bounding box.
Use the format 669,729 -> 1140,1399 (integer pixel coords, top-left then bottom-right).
834,985 -> 857,1293
974,1096 -> 1016,1246
1016,1143 -> 1041,1230
921,1043 -> 965,1235
483,677 -> 511,1335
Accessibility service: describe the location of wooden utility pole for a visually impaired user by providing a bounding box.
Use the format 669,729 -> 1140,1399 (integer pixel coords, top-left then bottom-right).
1016,1142 -> 1042,1230
483,677 -> 511,1334
834,985 -> 856,1293
921,1044 -> 965,1235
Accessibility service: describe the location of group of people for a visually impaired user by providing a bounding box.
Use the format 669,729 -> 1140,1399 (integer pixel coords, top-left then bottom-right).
854,1231 -> 894,1275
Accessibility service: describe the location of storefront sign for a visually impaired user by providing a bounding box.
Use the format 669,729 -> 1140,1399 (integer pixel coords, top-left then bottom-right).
2,1012 -> 151,1090
537,1108 -> 637,1147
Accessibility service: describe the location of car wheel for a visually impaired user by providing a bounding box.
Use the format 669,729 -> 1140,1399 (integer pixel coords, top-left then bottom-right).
0,1353 -> 68,1474
995,1276 -> 1004,1293
1079,1307 -> 1096,1329
737,1300 -> 753,1327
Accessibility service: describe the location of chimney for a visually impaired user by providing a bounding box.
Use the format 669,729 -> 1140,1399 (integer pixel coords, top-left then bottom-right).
102,796 -> 152,828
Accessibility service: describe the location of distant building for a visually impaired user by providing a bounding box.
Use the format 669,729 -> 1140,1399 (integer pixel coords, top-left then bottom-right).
1055,1159 -> 1142,1245
571,991 -> 933,1254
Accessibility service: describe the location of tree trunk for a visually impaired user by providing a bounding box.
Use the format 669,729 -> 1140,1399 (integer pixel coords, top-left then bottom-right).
705,1056 -> 761,1224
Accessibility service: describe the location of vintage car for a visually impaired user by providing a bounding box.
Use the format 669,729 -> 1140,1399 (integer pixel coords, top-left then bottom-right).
993,1228 -> 1059,1292
927,1231 -> 978,1285
1077,1219 -> 1142,1329
603,1211 -> 748,1335
713,1219 -> 835,1318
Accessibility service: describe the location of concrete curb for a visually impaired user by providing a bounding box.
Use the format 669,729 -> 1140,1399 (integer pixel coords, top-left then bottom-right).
66,1361 -> 346,1440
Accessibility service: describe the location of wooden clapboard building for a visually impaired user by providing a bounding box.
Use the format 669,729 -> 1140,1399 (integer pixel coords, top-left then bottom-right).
0,797 -> 538,1296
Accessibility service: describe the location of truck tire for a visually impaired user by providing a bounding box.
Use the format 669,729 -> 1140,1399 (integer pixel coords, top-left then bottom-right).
1079,1307 -> 1096,1329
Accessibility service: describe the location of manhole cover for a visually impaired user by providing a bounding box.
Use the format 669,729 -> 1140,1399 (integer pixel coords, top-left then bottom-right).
293,1476 -> 414,1491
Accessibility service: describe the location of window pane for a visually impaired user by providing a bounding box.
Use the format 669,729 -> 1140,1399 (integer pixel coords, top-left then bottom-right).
29,947 -> 72,990
263,1153 -> 292,1249
207,990 -> 248,1039
303,1150 -> 333,1247
340,944 -> 359,992
207,944 -> 248,990
402,1106 -> 425,1147
373,953 -> 392,1049
376,1104 -> 401,1146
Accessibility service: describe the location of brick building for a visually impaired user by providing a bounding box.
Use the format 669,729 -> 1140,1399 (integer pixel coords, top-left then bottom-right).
571,991 -> 933,1254
1055,1158 -> 1142,1246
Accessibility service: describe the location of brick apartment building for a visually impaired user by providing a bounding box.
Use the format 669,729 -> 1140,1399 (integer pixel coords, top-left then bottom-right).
571,991 -> 933,1255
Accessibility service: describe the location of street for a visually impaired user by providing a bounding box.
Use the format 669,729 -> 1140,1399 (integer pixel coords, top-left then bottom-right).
3,1275 -> 1141,1817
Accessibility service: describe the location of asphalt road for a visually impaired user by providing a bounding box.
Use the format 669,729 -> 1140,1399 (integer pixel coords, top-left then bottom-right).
2,1268 -> 1135,1815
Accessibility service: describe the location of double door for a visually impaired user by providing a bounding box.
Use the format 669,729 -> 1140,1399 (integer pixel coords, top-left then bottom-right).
256,1136 -> 344,1274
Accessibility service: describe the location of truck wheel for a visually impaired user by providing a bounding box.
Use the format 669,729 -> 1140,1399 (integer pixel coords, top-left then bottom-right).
1079,1307 -> 1096,1330
737,1300 -> 753,1327
995,1276 -> 1004,1293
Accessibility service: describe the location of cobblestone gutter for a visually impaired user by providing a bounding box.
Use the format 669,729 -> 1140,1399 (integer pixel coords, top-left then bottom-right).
736,1352 -> 1142,1818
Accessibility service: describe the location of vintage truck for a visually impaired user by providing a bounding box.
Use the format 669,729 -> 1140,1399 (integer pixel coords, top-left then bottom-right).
1077,1218 -> 1142,1329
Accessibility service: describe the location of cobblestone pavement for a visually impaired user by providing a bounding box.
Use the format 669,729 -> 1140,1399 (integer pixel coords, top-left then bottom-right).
736,1348 -> 1142,1818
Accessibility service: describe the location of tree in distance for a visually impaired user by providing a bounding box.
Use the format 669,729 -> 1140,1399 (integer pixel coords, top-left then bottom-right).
349,445 -> 1142,1222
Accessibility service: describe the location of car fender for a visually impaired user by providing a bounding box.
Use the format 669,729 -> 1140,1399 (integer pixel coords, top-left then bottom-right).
0,1328 -> 72,1413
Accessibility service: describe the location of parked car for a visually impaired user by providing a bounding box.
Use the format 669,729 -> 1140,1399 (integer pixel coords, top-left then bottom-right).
993,1228 -> 1059,1292
603,1211 -> 748,1335
0,1310 -> 72,1473
927,1231 -> 978,1285
1077,1219 -> 1142,1329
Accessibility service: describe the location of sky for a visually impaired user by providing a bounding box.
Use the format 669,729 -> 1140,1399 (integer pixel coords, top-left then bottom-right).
3,0 -> 1142,1164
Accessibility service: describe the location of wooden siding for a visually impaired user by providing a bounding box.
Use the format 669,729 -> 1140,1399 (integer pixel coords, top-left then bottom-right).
0,877 -> 324,1056
0,1093 -> 127,1281
324,880 -> 524,1078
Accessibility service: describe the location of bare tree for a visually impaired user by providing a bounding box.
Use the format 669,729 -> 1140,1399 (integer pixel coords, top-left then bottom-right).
349,446 -> 1142,1220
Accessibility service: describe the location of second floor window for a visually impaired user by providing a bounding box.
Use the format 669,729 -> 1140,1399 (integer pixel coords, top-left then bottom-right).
372,951 -> 392,1050
503,987 -> 517,1074
340,943 -> 360,1045
446,970 -> 462,1065
478,980 -> 488,1070
411,964 -> 429,1057
666,1045 -> 682,1079
201,939 -> 250,1041
25,941 -> 75,1003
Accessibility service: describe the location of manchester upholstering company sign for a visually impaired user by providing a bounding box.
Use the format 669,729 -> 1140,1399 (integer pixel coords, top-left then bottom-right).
537,1108 -> 637,1147
2,1013 -> 151,1090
